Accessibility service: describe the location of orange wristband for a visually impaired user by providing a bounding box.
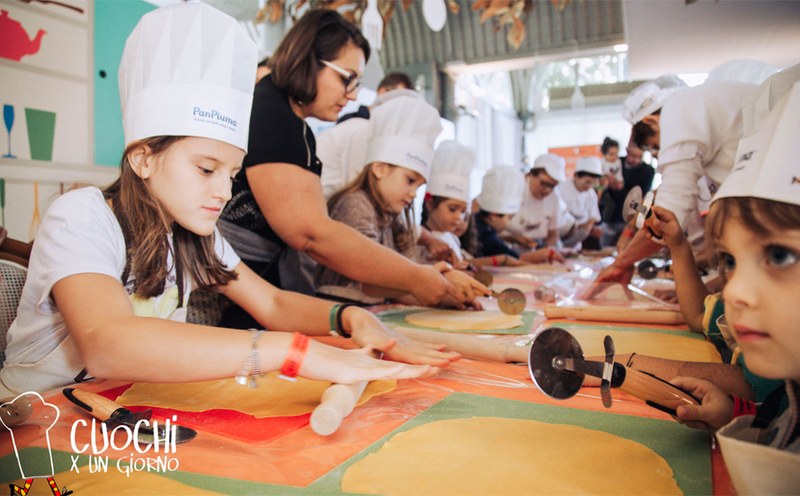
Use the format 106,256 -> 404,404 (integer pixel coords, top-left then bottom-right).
279,332 -> 309,381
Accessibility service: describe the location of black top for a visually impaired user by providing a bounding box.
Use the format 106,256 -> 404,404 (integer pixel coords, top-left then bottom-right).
602,157 -> 656,224
475,215 -> 518,258
337,105 -> 370,124
221,75 -> 322,250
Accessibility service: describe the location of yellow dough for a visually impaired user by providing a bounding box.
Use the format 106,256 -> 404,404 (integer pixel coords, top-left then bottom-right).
8,467 -> 222,495
570,328 -> 721,363
342,417 -> 682,495
117,371 -> 396,418
405,309 -> 523,331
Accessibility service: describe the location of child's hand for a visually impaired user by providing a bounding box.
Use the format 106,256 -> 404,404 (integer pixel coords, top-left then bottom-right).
423,236 -> 457,264
647,206 -> 686,249
520,248 -> 564,264
670,376 -> 733,431
300,340 -> 440,384
347,308 -> 460,367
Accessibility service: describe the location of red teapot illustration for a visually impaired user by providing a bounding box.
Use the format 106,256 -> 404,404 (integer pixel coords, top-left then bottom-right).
0,10 -> 46,62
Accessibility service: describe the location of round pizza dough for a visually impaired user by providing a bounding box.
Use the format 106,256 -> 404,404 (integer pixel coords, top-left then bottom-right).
405,309 -> 524,331
342,417 -> 682,495
117,372 -> 395,418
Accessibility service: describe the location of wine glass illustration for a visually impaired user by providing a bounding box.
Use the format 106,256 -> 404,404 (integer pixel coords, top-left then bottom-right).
3,104 -> 16,158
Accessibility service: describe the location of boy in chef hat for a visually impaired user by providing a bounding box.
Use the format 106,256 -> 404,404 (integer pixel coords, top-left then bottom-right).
1,2 -> 438,398
472,166 -> 561,266
558,156 -> 603,249
666,81 -> 800,494
506,153 -> 567,257
316,94 -> 484,304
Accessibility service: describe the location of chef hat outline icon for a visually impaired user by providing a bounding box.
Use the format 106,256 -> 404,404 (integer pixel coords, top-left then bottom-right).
1,391 -> 60,479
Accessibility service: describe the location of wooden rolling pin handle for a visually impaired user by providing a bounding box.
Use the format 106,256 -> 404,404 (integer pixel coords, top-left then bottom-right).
310,381 -> 369,436
619,367 -> 699,411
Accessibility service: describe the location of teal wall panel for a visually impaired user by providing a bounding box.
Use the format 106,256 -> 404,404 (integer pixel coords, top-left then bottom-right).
93,0 -> 155,166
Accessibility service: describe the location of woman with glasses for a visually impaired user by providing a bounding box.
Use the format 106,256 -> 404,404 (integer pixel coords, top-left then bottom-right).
505,154 -> 567,256
217,9 -> 486,361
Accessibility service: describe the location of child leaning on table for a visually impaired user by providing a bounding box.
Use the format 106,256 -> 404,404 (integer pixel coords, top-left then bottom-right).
472,166 -> 565,266
419,141 -> 522,270
315,95 -> 485,306
668,83 -> 800,494
0,3 -> 449,399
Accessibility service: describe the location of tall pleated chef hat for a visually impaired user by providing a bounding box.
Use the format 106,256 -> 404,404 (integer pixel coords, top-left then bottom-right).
621,74 -> 687,125
427,141 -> 477,203
530,153 -> 566,183
476,166 -> 525,215
713,80 -> 800,207
364,93 -> 442,181
575,156 -> 603,176
119,2 -> 257,151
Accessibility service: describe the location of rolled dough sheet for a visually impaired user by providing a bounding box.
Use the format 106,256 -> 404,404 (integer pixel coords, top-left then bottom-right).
404,309 -> 524,331
570,328 -> 721,363
117,371 -> 395,418
342,417 -> 681,495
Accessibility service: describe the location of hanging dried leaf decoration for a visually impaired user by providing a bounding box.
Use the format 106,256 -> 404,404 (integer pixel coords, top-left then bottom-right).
507,17 -> 525,50
401,0 -> 413,12
256,0 -> 285,23
446,0 -> 460,15
550,0 -> 570,12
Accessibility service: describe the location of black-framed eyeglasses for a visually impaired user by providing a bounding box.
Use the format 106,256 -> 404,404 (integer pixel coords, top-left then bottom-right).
321,60 -> 361,93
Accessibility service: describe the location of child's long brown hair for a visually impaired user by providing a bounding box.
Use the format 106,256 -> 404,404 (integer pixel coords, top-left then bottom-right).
103,136 -> 237,298
328,163 -> 417,255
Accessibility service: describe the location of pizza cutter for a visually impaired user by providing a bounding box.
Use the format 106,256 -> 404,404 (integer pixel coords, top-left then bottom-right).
622,186 -> 662,240
474,270 -> 527,315
528,327 -> 698,415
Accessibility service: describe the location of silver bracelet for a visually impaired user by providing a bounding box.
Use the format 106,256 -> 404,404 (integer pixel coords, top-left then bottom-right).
235,329 -> 265,388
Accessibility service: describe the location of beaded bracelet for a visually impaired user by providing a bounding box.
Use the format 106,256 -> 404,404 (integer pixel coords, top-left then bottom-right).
279,332 -> 310,381
235,329 -> 265,388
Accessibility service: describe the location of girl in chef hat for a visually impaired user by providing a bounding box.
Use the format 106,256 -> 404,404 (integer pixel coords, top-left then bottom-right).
420,141 -> 524,269
0,3 -> 440,398
316,95 -> 485,306
666,82 -> 800,494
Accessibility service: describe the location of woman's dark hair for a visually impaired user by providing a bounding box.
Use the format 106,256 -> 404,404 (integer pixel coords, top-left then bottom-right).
631,109 -> 661,149
459,213 -> 479,255
104,137 -> 237,298
601,137 -> 619,155
270,9 -> 370,104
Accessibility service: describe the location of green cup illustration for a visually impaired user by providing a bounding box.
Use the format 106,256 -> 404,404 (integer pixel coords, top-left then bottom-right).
25,108 -> 56,161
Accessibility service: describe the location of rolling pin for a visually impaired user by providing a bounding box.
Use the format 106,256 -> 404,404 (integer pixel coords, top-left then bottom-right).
310,381 -> 369,436
544,304 -> 684,325
395,327 -> 529,363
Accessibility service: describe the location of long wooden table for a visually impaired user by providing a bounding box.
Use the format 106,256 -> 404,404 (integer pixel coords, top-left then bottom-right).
0,262 -> 733,494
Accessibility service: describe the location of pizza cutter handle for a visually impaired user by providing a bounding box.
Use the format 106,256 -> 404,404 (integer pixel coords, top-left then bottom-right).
619,367 -> 699,412
642,209 -> 663,240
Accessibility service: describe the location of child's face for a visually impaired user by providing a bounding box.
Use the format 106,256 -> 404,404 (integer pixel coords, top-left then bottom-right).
485,213 -> 512,233
427,198 -> 467,233
528,171 -> 558,199
137,137 -> 244,236
720,216 -> 800,382
373,163 -> 426,214
573,174 -> 599,192
453,217 -> 469,237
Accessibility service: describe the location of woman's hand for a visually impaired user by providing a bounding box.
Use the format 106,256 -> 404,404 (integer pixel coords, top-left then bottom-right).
299,340 -> 440,384
582,262 -> 635,300
345,307 -> 460,366
670,376 -> 733,431
441,267 -> 490,307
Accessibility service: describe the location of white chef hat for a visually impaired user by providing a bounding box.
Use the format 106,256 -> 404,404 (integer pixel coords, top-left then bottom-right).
621,74 -> 687,125
531,153 -> 566,183
476,166 -> 525,215
713,81 -> 800,207
119,2 -> 257,152
575,156 -> 603,176
364,94 -> 442,181
427,141 -> 476,203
